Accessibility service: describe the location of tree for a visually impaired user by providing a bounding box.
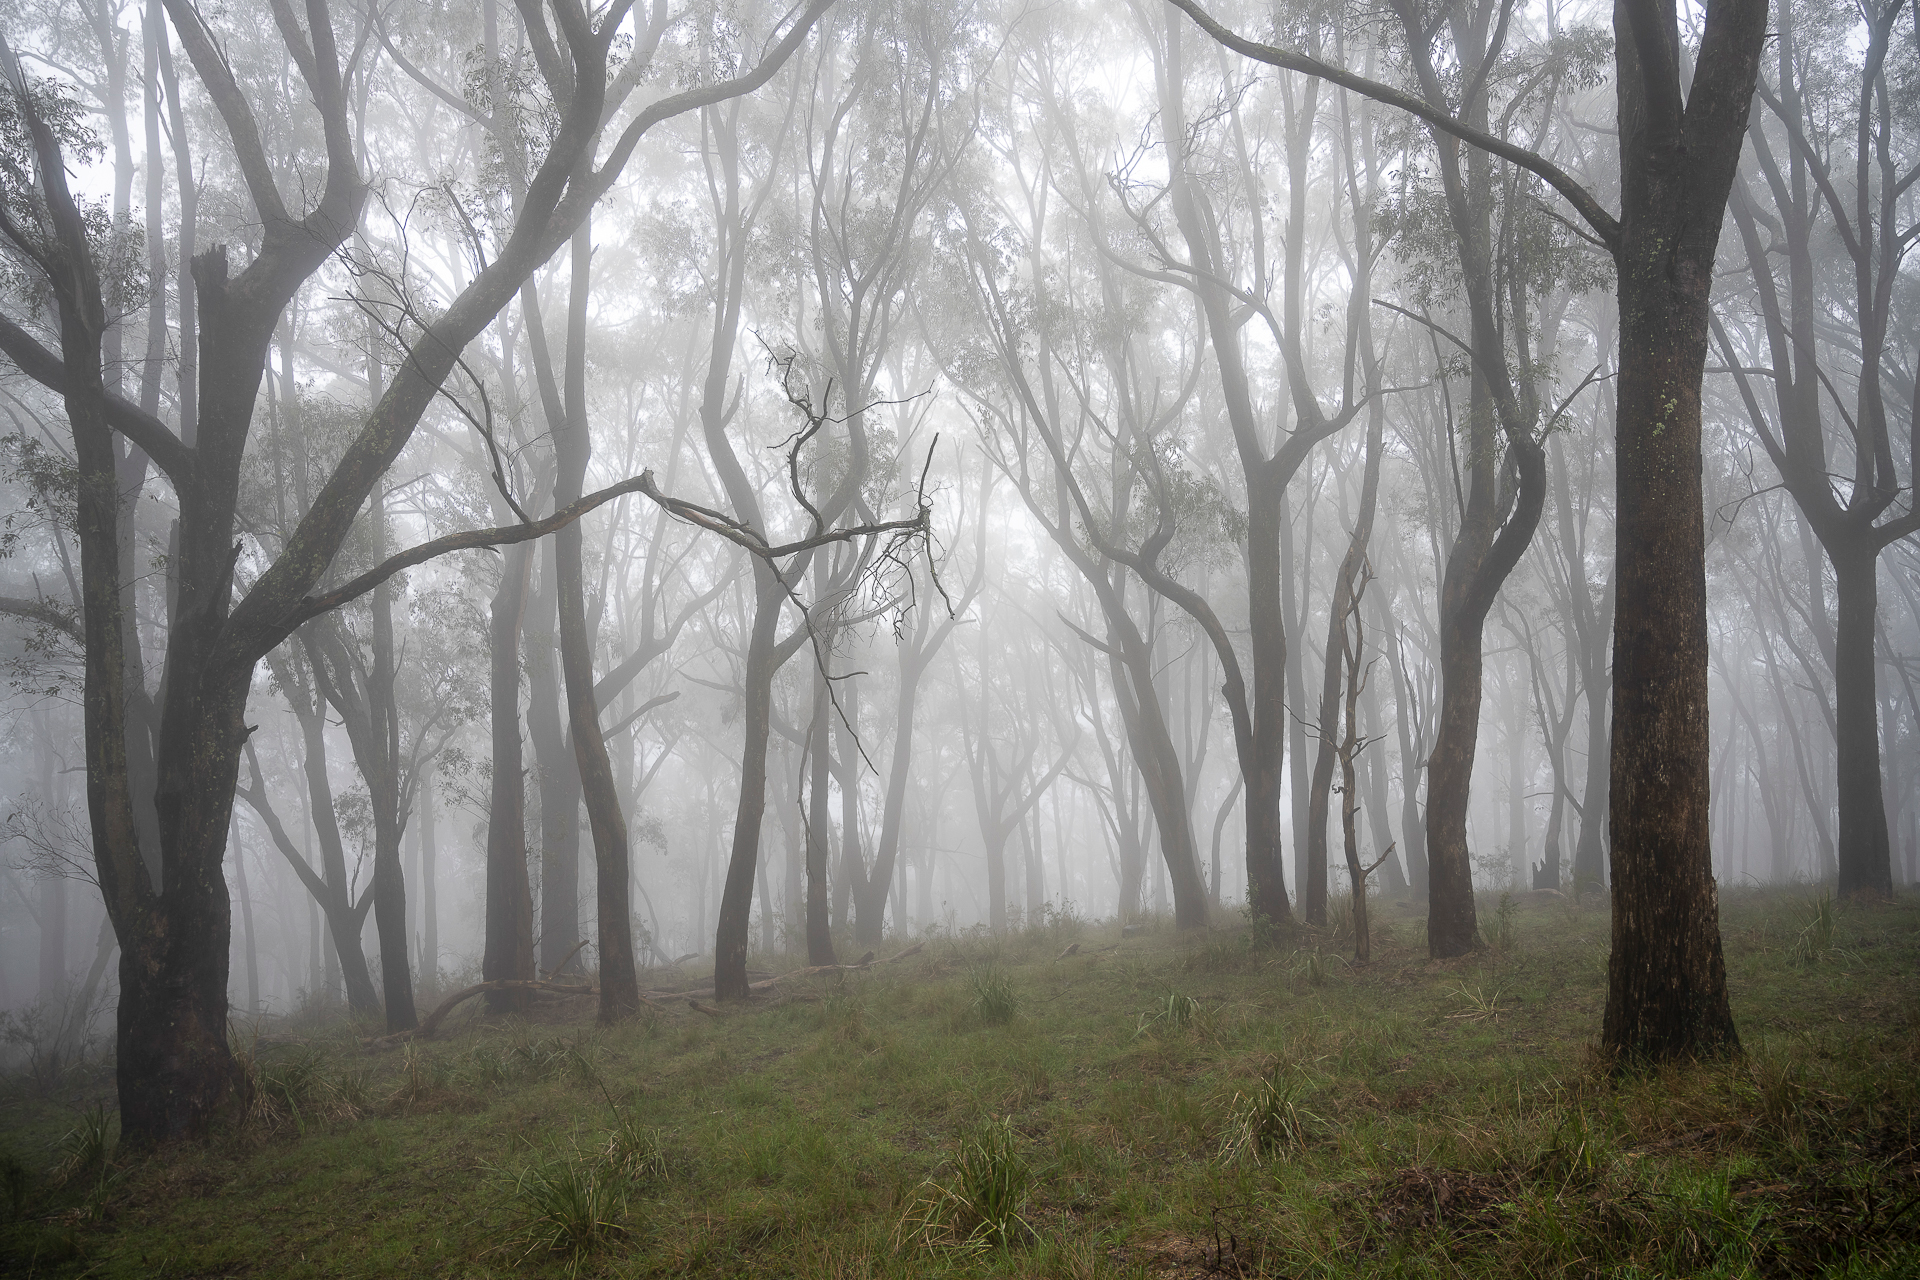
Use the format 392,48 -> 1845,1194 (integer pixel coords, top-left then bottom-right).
1714,0 -> 1918,898
1168,0 -> 1766,1060
0,0 -> 832,1142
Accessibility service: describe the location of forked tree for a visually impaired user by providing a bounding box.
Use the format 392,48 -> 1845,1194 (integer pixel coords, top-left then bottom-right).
1714,0 -> 1917,899
1170,0 -> 1766,1062
0,0 -> 831,1142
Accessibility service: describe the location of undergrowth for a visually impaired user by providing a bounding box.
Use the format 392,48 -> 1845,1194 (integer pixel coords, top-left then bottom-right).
0,886 -> 1915,1278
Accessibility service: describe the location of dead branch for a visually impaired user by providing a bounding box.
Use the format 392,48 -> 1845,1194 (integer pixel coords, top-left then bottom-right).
652,941 -> 926,1001
543,938 -> 589,981
366,975 -> 658,1048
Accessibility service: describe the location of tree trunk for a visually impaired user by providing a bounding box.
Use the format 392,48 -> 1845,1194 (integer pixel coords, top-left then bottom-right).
804,658 -> 839,964
233,822 -> 258,1016
552,223 -> 638,1022
1242,483 -> 1293,927
856,659 -> 920,943
1600,0 -> 1762,1065
290,686 -> 382,1013
1425,562 -> 1491,954
1572,678 -> 1609,893
830,683 -> 861,934
1341,734 -> 1371,962
1832,543 -> 1893,897
1306,618 -> 1340,926
366,490 -> 416,1034
484,541 -> 536,1012
714,568 -> 785,999
1111,639 -> 1209,929
527,565 -> 584,976
419,769 -> 439,985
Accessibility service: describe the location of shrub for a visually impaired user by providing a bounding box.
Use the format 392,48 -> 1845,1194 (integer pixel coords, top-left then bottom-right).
898,1117 -> 1033,1253
968,965 -> 1019,1027
1217,1072 -> 1322,1165
498,1147 -> 628,1276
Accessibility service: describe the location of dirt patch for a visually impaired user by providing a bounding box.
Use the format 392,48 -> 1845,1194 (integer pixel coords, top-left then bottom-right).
1386,1081 -> 1441,1111
1366,1166 -> 1520,1235
1118,1223 -> 1266,1278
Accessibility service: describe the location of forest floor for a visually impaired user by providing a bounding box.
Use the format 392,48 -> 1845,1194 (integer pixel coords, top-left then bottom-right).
2,885 -> 1917,1278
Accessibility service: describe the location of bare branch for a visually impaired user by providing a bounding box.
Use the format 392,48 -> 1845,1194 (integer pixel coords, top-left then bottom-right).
1163,0 -> 1620,249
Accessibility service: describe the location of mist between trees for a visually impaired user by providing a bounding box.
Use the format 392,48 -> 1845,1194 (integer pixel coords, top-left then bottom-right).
0,0 -> 1912,1143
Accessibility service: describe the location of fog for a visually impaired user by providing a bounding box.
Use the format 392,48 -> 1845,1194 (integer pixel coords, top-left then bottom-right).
0,0 -> 1913,1094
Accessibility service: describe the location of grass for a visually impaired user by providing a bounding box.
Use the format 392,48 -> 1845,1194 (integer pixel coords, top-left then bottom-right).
1,886 -> 1916,1277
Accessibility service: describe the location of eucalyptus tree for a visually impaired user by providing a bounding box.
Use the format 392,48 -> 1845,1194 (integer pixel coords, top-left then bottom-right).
1715,495 -> 1844,875
937,10 -> 1243,930
686,7 -> 956,994
1542,399 -> 1616,894
1358,0 -> 1614,955
841,462 -> 985,944
958,582 -> 1077,933
1110,1 -> 1380,931
0,0 -> 830,1140
1713,0 -> 1918,898
1171,0 -> 1766,1059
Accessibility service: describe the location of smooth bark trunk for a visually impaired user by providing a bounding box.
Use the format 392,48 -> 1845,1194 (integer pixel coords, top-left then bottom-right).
484,542 -> 536,1012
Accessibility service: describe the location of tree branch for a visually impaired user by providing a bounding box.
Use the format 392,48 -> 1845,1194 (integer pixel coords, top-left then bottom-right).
0,312 -> 195,485
0,594 -> 83,645
1163,0 -> 1620,249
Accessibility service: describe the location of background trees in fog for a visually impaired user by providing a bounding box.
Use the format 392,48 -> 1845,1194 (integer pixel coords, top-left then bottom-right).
1,0 -> 1914,1140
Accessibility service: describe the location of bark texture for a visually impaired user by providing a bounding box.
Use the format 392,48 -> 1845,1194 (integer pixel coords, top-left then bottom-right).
1600,0 -> 1764,1064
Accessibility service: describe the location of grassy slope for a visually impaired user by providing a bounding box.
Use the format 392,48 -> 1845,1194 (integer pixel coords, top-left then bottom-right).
2,886 -> 1916,1279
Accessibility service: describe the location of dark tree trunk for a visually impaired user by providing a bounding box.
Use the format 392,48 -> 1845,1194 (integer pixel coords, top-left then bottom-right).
285,677 -> 382,1014
1110,637 -> 1210,929
418,769 -> 439,984
714,569 -> 785,999
1243,483 -> 1295,928
529,589 -> 584,973
1832,545 -> 1893,897
1572,668 -> 1610,893
365,490 -> 416,1033
1600,0 -> 1763,1065
484,542 -> 536,1012
552,223 -> 639,1023
1306,614 -> 1340,926
804,659 -> 839,964
1425,564 -> 1490,954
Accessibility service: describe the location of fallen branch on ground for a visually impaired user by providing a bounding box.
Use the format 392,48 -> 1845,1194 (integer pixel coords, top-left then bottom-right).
365,977 -> 665,1048
649,941 -> 927,1002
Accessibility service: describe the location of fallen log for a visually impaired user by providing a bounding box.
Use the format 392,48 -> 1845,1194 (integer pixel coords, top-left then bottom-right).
365,976 -> 666,1048
648,940 -> 928,1002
